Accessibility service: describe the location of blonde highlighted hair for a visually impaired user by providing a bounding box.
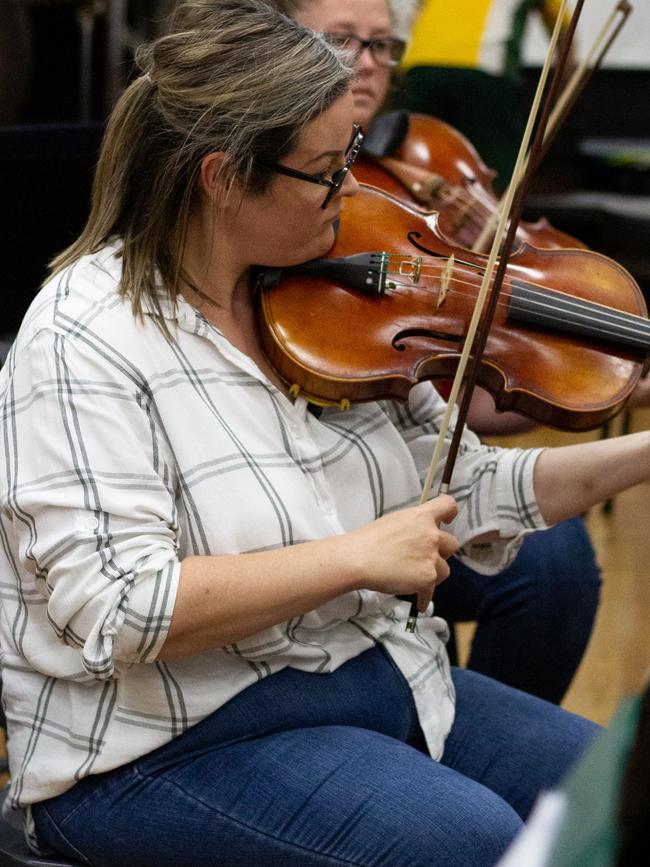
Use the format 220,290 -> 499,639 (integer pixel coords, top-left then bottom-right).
50,0 -> 352,324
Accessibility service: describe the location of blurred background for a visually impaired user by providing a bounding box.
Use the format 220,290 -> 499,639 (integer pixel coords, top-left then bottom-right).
0,0 -> 649,731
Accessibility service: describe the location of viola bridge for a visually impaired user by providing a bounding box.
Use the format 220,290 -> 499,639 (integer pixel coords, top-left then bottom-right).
437,255 -> 455,309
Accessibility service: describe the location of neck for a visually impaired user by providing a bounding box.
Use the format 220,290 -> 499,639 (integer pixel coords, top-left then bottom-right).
180,208 -> 288,395
182,210 -> 250,315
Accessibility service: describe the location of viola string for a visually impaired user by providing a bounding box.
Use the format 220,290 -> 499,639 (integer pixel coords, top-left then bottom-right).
398,281 -> 650,342
381,251 -> 642,313
509,290 -> 650,341
383,281 -> 650,345
423,182 -> 497,235
379,166 -> 500,234
442,184 -> 495,223
428,175 -> 495,221
385,263 -> 649,327
379,264 -> 650,341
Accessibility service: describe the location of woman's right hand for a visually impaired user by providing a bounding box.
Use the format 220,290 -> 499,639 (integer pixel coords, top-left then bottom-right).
344,494 -> 459,612
164,495 -> 459,659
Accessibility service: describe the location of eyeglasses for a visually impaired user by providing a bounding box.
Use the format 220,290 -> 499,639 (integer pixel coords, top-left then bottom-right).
258,124 -> 364,209
324,32 -> 407,68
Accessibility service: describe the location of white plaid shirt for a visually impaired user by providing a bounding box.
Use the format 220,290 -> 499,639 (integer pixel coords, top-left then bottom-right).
0,243 -> 545,822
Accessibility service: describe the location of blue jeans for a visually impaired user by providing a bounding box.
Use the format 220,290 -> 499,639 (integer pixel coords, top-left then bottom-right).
33,646 -> 598,867
436,516 -> 602,703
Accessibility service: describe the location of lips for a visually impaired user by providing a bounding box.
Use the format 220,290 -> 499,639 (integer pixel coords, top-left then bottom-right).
352,88 -> 376,100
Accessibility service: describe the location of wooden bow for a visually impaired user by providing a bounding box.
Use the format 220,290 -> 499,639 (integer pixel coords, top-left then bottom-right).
406,0 -> 589,631
472,0 -> 633,255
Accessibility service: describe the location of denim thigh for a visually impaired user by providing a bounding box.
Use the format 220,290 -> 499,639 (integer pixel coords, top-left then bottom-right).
443,667 -> 600,818
33,649 -> 597,866
436,516 -> 602,702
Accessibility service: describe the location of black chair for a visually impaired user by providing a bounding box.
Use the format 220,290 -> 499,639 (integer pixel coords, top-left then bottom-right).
0,787 -> 81,867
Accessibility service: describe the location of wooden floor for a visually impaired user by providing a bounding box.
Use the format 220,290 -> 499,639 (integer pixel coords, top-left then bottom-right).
457,406 -> 650,726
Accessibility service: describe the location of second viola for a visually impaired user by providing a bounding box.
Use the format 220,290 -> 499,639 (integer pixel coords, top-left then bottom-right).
357,111 -> 585,253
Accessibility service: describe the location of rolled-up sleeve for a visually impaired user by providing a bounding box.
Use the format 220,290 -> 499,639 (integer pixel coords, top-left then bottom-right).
3,328 -> 181,679
387,383 -> 548,573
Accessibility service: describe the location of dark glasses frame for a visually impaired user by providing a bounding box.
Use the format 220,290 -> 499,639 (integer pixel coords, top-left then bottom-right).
324,32 -> 407,68
257,124 -> 364,209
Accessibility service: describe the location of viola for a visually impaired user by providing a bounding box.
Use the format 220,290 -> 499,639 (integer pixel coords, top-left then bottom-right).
355,113 -> 585,253
257,184 -> 648,432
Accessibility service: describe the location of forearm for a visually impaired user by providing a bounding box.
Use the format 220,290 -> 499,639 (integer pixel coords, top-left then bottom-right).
159,536 -> 358,660
463,386 -> 536,436
159,496 -> 460,660
534,430 -> 650,524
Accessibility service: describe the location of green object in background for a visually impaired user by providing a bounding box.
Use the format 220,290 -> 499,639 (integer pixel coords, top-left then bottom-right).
579,139 -> 650,170
546,696 -> 641,867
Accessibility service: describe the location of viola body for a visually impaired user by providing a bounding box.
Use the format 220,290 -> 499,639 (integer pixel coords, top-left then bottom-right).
355,113 -> 585,252
258,185 -> 647,431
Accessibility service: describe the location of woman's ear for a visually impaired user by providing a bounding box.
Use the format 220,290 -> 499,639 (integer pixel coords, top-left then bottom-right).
198,151 -> 230,201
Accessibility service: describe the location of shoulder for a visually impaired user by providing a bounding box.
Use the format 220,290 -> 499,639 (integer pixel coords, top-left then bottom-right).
3,243 -> 180,390
18,242 -> 132,341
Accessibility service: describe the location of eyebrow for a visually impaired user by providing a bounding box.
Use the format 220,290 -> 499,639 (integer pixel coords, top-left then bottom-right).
325,19 -> 392,36
304,130 -> 358,167
298,123 -> 360,168
304,149 -> 343,166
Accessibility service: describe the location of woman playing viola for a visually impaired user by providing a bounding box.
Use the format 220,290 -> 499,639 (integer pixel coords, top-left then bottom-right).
4,1 -> 650,864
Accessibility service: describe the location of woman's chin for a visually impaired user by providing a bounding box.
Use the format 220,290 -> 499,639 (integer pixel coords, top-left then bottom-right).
352,98 -> 379,130
256,226 -> 337,270
290,225 -> 338,265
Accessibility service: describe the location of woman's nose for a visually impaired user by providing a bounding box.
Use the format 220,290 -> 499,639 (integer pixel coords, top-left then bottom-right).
342,169 -> 360,198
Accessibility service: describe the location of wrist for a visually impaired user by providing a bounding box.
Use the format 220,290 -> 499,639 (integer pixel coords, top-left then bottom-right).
316,532 -> 366,595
